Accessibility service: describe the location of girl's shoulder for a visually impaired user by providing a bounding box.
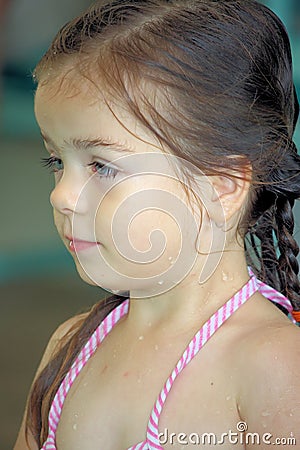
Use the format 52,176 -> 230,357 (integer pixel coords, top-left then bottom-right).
233,291 -> 300,371
239,320 -> 300,385
236,318 -> 300,441
51,312 -> 90,350
37,311 -> 89,367
235,302 -> 300,384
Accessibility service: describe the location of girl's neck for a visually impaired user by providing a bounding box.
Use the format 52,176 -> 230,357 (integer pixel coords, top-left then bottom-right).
126,252 -> 250,335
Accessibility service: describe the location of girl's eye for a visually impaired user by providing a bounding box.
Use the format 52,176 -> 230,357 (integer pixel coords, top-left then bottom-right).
88,161 -> 119,179
40,157 -> 118,179
41,156 -> 63,172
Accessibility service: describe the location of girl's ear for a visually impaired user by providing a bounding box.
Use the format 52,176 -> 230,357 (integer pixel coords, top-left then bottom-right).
209,168 -> 251,224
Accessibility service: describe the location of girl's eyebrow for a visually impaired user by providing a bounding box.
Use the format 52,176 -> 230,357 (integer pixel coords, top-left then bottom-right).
68,137 -> 135,153
40,133 -> 135,153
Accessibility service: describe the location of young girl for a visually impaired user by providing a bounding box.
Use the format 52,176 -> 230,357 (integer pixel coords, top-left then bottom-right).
15,0 -> 300,449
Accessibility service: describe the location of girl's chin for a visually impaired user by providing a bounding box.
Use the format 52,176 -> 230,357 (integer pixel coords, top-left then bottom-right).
74,261 -> 123,292
73,261 -> 98,286
72,258 -> 181,297
78,273 -> 97,287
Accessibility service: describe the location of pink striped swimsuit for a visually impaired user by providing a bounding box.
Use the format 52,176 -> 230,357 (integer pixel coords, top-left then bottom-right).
41,273 -> 294,450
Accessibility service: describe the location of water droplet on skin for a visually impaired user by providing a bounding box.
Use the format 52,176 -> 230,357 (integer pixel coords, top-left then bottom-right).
226,395 -> 231,401
138,335 -> 144,341
73,424 -> 77,431
222,271 -> 234,281
261,411 -> 271,417
158,280 -> 164,285
154,344 -> 159,351
203,294 -> 210,305
222,271 -> 229,281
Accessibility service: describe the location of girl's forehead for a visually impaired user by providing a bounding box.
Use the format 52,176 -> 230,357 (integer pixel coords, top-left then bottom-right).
35,72 -> 98,108
34,79 -> 163,155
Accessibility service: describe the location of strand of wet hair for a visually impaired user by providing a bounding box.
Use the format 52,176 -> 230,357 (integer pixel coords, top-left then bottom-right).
274,196 -> 300,310
247,206 -> 290,315
247,189 -> 300,316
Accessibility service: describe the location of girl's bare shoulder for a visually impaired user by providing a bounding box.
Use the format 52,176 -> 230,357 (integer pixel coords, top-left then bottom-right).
235,316 -> 300,442
50,312 -> 89,350
237,309 -> 300,374
33,311 -> 89,370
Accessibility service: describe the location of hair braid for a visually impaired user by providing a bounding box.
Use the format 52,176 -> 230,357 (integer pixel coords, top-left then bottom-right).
246,171 -> 300,315
246,200 -> 287,314
274,196 -> 300,311
253,208 -> 280,289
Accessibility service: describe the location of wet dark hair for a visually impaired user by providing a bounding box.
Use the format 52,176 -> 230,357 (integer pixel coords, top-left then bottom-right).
28,0 -> 300,445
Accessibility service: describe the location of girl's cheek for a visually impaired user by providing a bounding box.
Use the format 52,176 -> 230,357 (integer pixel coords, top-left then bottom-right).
128,209 -> 181,255
106,208 -> 183,273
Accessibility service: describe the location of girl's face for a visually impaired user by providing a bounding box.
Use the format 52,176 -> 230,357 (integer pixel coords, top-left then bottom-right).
34,79 -> 224,298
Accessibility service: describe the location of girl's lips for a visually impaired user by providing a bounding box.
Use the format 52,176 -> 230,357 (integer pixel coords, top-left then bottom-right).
66,236 -> 101,252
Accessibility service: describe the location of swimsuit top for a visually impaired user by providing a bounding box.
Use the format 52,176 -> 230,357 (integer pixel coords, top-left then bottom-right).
41,273 -> 294,450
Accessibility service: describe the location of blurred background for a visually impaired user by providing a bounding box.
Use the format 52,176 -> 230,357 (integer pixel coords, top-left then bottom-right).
0,0 -> 300,448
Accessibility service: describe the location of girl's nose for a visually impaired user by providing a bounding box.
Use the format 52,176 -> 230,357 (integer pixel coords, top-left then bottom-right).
50,172 -> 87,215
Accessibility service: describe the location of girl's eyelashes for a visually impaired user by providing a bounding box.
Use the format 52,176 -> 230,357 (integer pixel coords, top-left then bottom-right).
87,161 -> 119,179
40,156 -> 119,179
41,156 -> 63,172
